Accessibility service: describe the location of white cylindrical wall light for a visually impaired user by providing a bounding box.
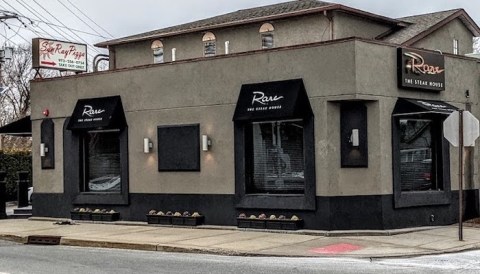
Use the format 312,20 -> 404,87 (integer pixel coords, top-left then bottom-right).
40,143 -> 48,157
172,48 -> 176,61
225,41 -> 230,54
350,129 -> 359,147
144,138 -> 153,153
202,135 -> 212,152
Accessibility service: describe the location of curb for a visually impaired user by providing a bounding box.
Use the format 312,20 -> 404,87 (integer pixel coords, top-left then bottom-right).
27,217 -> 443,237
0,234 -> 27,244
1,231 -> 479,259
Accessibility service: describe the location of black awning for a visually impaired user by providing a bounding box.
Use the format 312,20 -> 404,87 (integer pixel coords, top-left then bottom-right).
67,96 -> 127,131
393,98 -> 458,116
232,79 -> 313,121
0,116 -> 31,137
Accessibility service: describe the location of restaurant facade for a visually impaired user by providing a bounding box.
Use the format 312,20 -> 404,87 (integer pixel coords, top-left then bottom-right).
30,0 -> 480,230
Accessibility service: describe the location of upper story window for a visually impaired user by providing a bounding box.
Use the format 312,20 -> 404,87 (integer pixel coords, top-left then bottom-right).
453,39 -> 459,55
259,23 -> 274,49
202,32 -> 216,57
151,40 -> 164,63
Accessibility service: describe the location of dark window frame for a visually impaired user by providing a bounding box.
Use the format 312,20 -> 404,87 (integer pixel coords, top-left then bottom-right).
392,113 -> 451,208
80,129 -> 122,193
245,119 -> 306,195
261,33 -> 274,49
204,41 -> 216,57
234,116 -> 316,210
63,118 -> 129,205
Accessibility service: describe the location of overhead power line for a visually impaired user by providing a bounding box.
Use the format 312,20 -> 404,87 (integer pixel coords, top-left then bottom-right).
65,0 -> 114,38
29,0 -> 102,54
57,0 -> 111,39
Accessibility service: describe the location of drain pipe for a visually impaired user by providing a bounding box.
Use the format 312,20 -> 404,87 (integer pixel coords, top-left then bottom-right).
93,54 -> 110,72
324,10 -> 334,40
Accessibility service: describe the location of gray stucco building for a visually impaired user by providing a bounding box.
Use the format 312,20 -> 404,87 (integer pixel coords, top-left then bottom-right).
31,0 -> 480,230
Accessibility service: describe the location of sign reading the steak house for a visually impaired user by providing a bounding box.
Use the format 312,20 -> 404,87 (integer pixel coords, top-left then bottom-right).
397,48 -> 445,91
32,38 -> 87,72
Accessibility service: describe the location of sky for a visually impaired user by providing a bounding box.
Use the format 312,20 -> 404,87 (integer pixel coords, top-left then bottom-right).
0,0 -> 479,55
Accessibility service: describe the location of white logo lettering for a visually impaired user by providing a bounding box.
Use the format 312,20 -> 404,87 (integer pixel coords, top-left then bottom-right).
251,91 -> 284,105
82,105 -> 105,117
417,100 -> 447,109
404,52 -> 444,75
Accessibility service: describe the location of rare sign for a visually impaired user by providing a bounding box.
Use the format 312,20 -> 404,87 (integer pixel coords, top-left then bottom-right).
233,79 -> 312,121
32,38 -> 87,72
397,48 -> 445,91
67,96 -> 126,131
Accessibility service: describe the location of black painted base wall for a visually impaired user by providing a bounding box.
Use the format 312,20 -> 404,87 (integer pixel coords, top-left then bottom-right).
32,190 -> 479,230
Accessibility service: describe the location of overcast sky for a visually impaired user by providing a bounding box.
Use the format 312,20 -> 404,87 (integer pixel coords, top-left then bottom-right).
0,0 -> 479,52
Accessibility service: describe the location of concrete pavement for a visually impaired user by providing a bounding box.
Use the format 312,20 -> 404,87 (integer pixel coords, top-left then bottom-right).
1,217 -> 480,258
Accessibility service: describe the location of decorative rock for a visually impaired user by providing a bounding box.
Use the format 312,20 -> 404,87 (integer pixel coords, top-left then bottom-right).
238,213 -> 247,218
249,215 -> 257,219
156,211 -> 165,216
149,209 -> 157,215
258,213 -> 267,219
291,215 -> 299,221
269,215 -> 276,220
192,212 -> 201,217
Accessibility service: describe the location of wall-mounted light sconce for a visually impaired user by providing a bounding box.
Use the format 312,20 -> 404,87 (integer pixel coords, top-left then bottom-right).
349,129 -> 359,147
202,134 -> 212,152
225,41 -> 230,54
40,143 -> 48,157
172,48 -> 177,62
143,138 -> 153,154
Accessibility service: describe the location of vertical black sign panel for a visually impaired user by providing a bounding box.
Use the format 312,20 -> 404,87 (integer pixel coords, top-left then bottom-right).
157,124 -> 200,171
397,48 -> 445,91
41,119 -> 55,169
341,102 -> 368,167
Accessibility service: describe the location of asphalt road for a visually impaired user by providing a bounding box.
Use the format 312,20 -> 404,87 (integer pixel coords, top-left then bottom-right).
1,240 -> 480,274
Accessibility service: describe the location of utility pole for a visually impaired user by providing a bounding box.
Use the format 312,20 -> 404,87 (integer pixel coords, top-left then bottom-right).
0,13 -> 19,151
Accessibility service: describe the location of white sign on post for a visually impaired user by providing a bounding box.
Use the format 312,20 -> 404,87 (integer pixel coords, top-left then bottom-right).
443,110 -> 480,147
463,111 -> 480,146
32,38 -> 87,72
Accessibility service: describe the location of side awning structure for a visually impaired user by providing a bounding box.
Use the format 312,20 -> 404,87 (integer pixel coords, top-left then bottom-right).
67,96 -> 127,131
0,116 -> 31,137
393,98 -> 458,116
233,79 -> 313,122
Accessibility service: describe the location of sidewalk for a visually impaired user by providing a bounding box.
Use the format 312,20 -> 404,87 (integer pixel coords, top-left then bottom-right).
1,218 -> 480,258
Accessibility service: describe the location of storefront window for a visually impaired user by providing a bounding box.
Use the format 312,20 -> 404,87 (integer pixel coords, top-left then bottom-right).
247,120 -> 304,194
398,119 -> 439,192
82,130 -> 121,193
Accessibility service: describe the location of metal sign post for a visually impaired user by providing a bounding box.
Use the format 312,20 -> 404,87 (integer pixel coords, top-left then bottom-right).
444,110 -> 480,241
458,109 -> 464,241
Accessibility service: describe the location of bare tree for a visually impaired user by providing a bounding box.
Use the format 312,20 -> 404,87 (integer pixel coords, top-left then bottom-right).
0,45 -> 33,123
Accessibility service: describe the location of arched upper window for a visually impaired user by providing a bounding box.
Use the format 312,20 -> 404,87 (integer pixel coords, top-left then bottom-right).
259,23 -> 274,49
151,40 -> 164,63
202,32 -> 216,57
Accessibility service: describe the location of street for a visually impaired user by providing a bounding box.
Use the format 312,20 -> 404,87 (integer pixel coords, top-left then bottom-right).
1,240 -> 480,273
